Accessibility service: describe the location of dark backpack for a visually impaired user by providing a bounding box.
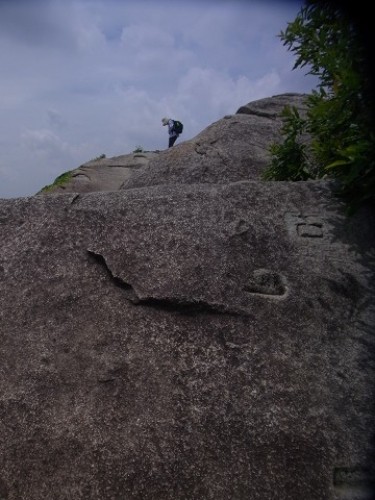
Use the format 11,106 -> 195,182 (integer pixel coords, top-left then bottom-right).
173,120 -> 183,134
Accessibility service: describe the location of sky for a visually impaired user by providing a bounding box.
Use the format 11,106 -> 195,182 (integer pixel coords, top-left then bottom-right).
0,0 -> 319,199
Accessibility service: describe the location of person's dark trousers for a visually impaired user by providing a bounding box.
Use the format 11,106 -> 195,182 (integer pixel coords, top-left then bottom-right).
169,136 -> 178,148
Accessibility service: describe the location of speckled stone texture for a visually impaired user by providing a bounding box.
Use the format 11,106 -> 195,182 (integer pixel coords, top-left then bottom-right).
1,178 -> 374,499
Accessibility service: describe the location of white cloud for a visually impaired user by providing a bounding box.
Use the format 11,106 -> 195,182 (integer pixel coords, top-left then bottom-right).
120,24 -> 174,50
0,0 -> 319,199
22,129 -> 71,156
176,67 -> 283,121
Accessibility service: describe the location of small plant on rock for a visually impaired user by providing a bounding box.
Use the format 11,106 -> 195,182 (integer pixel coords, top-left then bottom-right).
39,170 -> 74,193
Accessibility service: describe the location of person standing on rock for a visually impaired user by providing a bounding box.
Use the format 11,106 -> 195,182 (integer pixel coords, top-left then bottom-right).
161,117 -> 182,148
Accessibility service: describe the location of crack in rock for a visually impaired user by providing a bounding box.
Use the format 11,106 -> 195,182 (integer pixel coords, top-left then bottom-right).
236,107 -> 279,118
87,250 -> 139,302
87,250 -> 240,315
70,194 -> 80,205
137,296 -> 241,316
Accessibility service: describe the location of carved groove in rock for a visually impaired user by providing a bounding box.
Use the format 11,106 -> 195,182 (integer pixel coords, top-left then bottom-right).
297,222 -> 323,238
72,172 -> 90,180
243,269 -> 288,297
285,213 -> 326,240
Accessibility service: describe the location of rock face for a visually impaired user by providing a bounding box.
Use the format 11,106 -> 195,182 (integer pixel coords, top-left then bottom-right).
40,93 -> 309,194
1,94 -> 375,500
39,151 -> 161,194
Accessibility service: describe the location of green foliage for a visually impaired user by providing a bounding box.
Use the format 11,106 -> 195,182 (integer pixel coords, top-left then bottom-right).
263,0 -> 374,212
39,170 -> 74,193
263,106 -> 311,181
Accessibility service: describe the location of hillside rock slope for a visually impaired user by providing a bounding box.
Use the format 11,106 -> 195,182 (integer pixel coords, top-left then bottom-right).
1,93 -> 374,500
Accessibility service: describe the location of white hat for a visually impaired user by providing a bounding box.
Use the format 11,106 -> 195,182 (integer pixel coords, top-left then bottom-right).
161,117 -> 169,126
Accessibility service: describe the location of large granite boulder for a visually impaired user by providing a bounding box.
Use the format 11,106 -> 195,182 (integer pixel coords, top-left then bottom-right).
121,94 -> 309,190
39,93 -> 309,194
0,93 -> 374,500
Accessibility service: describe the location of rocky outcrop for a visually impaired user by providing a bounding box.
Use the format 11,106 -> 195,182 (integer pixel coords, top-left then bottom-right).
39,151 -> 160,194
40,93 -> 309,194
1,94 -> 374,500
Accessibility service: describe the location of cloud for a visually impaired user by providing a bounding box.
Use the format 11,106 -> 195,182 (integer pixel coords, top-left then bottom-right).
0,0 -> 319,199
21,129 -> 71,156
120,23 -> 174,51
176,67 -> 282,122
0,0 -> 76,49
47,109 -> 67,130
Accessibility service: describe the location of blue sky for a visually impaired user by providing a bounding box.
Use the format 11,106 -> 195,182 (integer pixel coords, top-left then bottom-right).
0,0 -> 319,198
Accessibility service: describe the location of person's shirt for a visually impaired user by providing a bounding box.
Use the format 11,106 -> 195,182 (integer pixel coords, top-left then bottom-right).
167,119 -> 178,137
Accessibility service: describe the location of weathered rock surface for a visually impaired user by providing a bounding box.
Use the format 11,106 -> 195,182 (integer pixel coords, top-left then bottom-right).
1,93 -> 374,500
40,151 -> 160,194
39,93 -> 309,194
